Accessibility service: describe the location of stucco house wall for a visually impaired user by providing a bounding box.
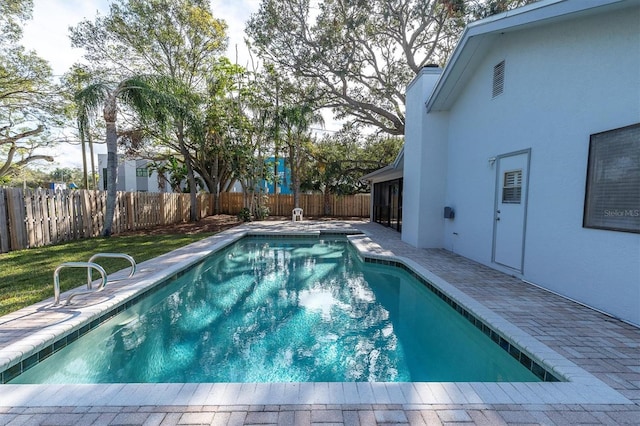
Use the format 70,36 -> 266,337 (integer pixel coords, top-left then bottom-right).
402,1 -> 640,326
97,155 -> 164,193
403,67 -> 447,247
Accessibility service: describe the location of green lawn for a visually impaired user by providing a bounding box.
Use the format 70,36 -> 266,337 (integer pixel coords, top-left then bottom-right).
0,232 -> 215,316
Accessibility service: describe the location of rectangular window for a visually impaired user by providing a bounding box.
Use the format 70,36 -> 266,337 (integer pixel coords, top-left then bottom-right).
502,170 -> 522,204
492,60 -> 505,98
136,167 -> 148,177
583,123 -> 640,233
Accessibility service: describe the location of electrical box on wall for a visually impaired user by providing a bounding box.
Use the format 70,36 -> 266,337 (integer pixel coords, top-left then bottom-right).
444,206 -> 455,219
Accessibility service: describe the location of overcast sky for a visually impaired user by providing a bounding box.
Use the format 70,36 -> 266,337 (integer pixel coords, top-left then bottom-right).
20,0 -> 260,171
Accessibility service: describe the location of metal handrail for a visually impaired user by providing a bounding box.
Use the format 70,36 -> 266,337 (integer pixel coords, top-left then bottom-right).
53,262 -> 107,306
87,253 -> 136,287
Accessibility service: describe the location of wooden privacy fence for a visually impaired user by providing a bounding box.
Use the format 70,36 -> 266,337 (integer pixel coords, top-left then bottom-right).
0,188 -> 211,253
0,188 -> 369,254
219,193 -> 370,217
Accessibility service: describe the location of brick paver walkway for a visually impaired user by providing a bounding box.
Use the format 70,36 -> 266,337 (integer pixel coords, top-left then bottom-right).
0,220 -> 638,425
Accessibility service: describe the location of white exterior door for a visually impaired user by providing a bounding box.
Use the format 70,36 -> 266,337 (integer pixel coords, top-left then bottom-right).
492,150 -> 530,273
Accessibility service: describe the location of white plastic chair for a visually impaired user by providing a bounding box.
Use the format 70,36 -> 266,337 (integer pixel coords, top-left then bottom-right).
292,208 -> 303,222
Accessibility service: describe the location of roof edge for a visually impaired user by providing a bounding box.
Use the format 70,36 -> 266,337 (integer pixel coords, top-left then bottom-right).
361,146 -> 405,182
426,0 -> 630,111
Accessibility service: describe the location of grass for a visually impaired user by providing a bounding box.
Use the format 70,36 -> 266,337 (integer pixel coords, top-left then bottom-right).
0,232 -> 215,316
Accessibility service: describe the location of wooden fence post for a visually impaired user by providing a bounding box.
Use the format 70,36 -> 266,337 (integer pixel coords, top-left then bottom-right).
183,194 -> 189,222
39,189 -> 51,245
221,192 -> 228,213
80,190 -> 93,238
46,191 -> 57,244
6,188 -> 27,250
97,190 -> 106,235
0,188 -> 9,253
56,190 -> 68,242
159,193 -> 166,225
73,191 -> 83,239
89,190 -> 98,236
127,192 -> 135,231
24,189 -> 38,247
112,192 -> 121,234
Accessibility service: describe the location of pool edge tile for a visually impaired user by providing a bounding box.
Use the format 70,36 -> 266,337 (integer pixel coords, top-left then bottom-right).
0,222 -> 634,409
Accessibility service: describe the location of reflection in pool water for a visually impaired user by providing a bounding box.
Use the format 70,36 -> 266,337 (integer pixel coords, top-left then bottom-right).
12,238 -> 539,383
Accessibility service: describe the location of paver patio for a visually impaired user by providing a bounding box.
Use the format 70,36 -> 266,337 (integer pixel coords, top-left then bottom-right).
0,220 -> 638,425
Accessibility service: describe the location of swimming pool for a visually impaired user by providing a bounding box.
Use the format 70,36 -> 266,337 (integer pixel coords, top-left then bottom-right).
10,236 -> 545,384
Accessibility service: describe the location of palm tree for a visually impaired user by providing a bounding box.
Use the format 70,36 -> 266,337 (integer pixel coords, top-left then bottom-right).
279,103 -> 324,208
149,77 -> 202,222
75,76 -> 160,237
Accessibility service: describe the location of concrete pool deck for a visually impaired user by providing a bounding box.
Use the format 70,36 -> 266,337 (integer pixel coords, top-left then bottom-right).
0,220 -> 638,424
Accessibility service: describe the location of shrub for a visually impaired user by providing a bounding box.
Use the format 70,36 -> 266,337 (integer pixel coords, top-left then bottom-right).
237,208 -> 251,222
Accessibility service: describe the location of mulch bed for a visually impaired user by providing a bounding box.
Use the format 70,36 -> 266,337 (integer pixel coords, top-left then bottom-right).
117,214 -> 368,236
117,214 -> 242,236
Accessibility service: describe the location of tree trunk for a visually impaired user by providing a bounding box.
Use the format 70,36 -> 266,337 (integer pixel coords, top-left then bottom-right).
81,132 -> 88,189
88,131 -> 97,189
290,144 -> 300,208
102,96 -> 119,237
273,150 -> 279,194
157,170 -> 166,192
212,152 -> 220,214
324,188 -> 331,216
177,121 -> 198,222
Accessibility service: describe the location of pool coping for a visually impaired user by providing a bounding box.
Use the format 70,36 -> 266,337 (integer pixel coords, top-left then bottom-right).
0,223 -> 632,407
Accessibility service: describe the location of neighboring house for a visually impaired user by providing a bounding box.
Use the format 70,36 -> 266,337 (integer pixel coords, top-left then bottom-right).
97,154 -> 166,193
366,0 -> 640,326
260,157 -> 293,195
97,154 -> 244,193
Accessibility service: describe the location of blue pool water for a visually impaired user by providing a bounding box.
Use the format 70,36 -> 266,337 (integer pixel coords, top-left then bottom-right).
12,237 -> 539,383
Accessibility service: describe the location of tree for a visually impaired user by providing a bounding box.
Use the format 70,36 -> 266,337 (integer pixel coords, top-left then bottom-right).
463,0 -> 537,19
70,0 -> 227,80
278,101 -> 324,208
0,124 -> 52,180
0,0 -> 33,44
48,167 -> 86,187
71,0 -> 228,221
185,58 -> 246,208
148,155 -> 187,193
75,76 -> 167,236
227,62 -> 284,218
247,0 -> 538,136
304,128 -> 403,196
0,164 -> 50,189
61,65 -> 101,189
1,1 -> 59,180
196,58 -> 272,215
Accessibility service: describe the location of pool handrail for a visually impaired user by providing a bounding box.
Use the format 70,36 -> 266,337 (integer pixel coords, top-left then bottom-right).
53,262 -> 107,306
87,253 -> 136,287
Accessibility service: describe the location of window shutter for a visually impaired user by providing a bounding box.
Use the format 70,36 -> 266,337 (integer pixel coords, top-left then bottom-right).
502,170 -> 522,204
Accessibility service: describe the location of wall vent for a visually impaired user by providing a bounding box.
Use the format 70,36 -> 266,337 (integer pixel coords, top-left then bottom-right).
492,60 -> 505,98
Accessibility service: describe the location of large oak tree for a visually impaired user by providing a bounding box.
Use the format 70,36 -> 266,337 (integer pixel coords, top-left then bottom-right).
1,0 -> 58,181
247,0 -> 537,136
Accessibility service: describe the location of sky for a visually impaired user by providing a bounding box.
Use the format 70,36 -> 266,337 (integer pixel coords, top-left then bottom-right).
20,0 -> 261,171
